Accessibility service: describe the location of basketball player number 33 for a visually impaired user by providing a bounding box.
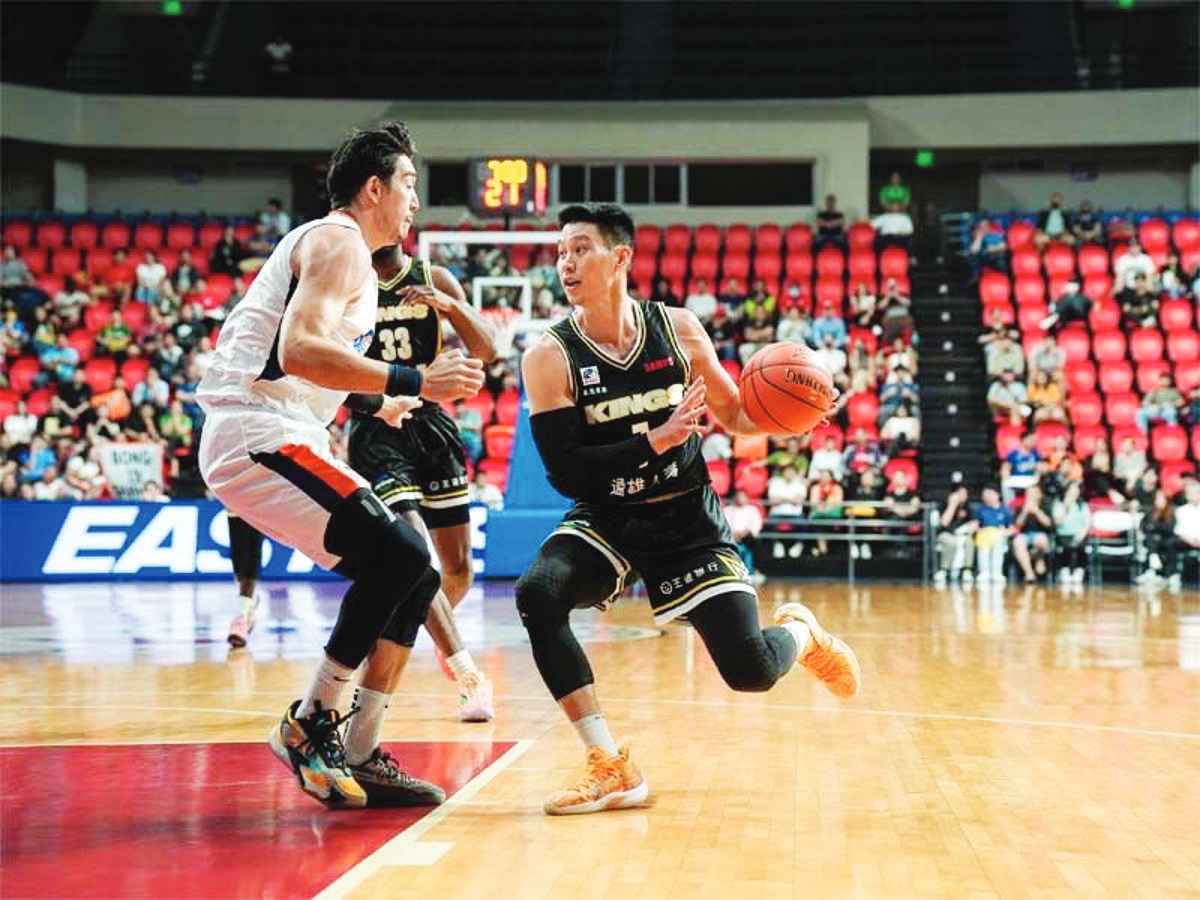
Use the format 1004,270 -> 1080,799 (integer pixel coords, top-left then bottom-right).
378,326 -> 413,362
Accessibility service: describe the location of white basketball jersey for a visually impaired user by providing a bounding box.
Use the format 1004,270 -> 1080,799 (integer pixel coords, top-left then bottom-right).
197,211 -> 377,428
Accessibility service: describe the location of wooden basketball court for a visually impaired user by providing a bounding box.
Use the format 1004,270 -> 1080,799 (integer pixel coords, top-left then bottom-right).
2,578 -> 1197,898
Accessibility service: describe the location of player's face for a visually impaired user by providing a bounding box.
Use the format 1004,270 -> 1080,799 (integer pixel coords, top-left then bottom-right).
383,156 -> 420,242
557,223 -> 628,306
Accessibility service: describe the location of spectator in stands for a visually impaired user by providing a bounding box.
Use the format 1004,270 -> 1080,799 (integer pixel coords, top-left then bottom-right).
815,194 -> 847,250
845,467 -> 885,560
776,307 -> 812,346
210,226 -> 244,276
131,367 -> 170,411
779,282 -> 808,315
243,223 -> 275,267
849,283 -> 877,329
172,304 -> 204,352
807,469 -> 844,558
1081,443 -> 1126,505
651,277 -> 679,307
30,307 -> 56,358
1136,477 -> 1178,586
718,277 -> 746,315
192,335 -> 217,377
153,331 -> 185,381
2,308 -> 29,356
87,406 -> 121,444
701,427 -> 733,463
848,338 -> 877,388
1071,200 -> 1102,244
739,308 -> 776,366
975,485 -> 1013,583
811,301 -> 847,348
877,279 -> 914,345
743,280 -> 777,322
1028,335 -> 1065,381
91,375 -> 132,424
878,172 -> 911,212
170,249 -> 202,299
879,366 -> 920,423
470,470 -> 504,511
135,251 -> 168,305
684,277 -> 718,323
724,491 -> 765,584
97,310 -> 133,363
40,334 -> 79,385
1117,272 -> 1159,328
984,333 -> 1025,380
32,464 -> 69,501
126,401 -> 164,444
1114,238 -> 1157,290
1174,481 -> 1200,589
1185,385 -> 1200,425
159,398 -> 194,453
706,306 -> 740,361
767,466 -> 808,516
1052,482 -> 1091,584
260,198 -> 292,244
812,333 -> 848,391
20,435 -> 56,484
1,245 -> 33,299
1039,281 -> 1092,333
810,435 -> 845,481
52,277 -> 89,326
53,367 -> 93,429
933,485 -> 978,584
843,427 -> 883,477
1028,369 -> 1066,424
1113,436 -> 1148,492
104,249 -> 134,303
885,468 -> 922,535
1137,372 -> 1183,432
452,400 -> 483,462
1011,483 -> 1054,583
1034,192 -> 1075,249
978,308 -> 1018,353
987,368 -> 1030,424
872,208 -> 914,252
880,403 -> 920,455
764,435 -> 809,474
1160,252 -> 1189,299
1,471 -> 28,499
967,221 -> 1008,282
1000,431 -> 1040,503
4,400 -> 37,450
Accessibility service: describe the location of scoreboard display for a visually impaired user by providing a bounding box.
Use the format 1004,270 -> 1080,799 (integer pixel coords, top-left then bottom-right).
467,157 -> 548,217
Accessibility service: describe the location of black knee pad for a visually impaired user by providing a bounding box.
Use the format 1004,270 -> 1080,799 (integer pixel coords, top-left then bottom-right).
515,559 -> 572,628
717,641 -> 780,693
380,566 -> 441,648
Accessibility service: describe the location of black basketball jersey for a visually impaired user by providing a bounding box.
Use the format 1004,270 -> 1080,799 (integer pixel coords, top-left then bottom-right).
546,300 -> 708,504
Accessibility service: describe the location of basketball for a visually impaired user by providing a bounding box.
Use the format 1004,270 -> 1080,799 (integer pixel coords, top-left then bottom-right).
739,342 -> 838,435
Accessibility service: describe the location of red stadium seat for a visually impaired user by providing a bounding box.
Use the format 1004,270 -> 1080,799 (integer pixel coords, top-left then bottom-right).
68,220 -> 98,250
83,301 -> 114,333
1056,326 -> 1091,365
1073,425 -> 1106,458
1111,425 -> 1147,454
67,329 -> 94,362
3,221 -> 32,248
1135,359 -> 1171,394
1068,392 -> 1103,427
1093,329 -> 1128,363
8,356 -> 40,394
233,223 -> 256,244
51,248 -> 82,277
1082,274 -> 1114,304
36,274 -> 64,297
815,247 -> 844,279
719,359 -> 742,382
25,387 -> 55,418
1104,392 -> 1139,428
462,390 -> 495,425
785,223 -> 813,254
694,224 -> 720,254
722,252 -> 750,281
101,221 -> 131,249
22,247 -> 48,275
995,424 -> 1023,458
1012,250 -> 1041,278
1064,361 -> 1096,394
476,457 -> 509,491
120,356 -> 150,387
36,222 -> 67,249
878,246 -> 908,279
659,253 -> 687,283
753,224 -> 781,254
848,250 -> 876,280
814,278 -> 844,309
1014,276 -> 1046,307
847,391 -> 879,429
632,255 -> 657,286
1184,247 -> 1200,274
734,461 -> 769,498
0,389 -> 17,421
483,424 -> 515,461
86,248 -> 113,279
1192,426 -> 1200,461
83,357 -> 117,393
725,224 -> 752,254
197,222 -> 225,249
847,273 -> 876,295
664,225 -> 691,254
979,271 -> 1011,305
1034,421 -> 1069,457
1047,276 -> 1072,302
166,222 -> 195,250
707,459 -> 732,496
1128,327 -> 1163,362
847,328 -> 877,355
1088,300 -> 1120,332
809,422 -> 844,450
1138,218 -> 1170,254
120,301 -> 149,335
1168,329 -> 1200,363
1161,461 -> 1194,497
779,280 -> 811,313
1017,304 -> 1048,334
1007,220 -> 1035,250
883,457 -> 919,488
690,253 -> 719,282
1077,244 -> 1109,278
847,222 -> 875,252
1043,242 -> 1075,280
1160,299 -> 1193,333
1151,424 -> 1188,463
494,389 -> 520,426
1097,361 -> 1133,394
1177,359 -> 1200,394
1170,218 -> 1199,251
981,302 -> 1014,327
784,253 -> 812,282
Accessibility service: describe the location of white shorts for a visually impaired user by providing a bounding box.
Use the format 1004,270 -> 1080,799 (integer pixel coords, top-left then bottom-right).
199,408 -> 368,571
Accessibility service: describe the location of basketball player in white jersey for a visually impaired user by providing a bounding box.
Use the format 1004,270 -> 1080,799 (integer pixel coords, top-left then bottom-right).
198,122 -> 485,809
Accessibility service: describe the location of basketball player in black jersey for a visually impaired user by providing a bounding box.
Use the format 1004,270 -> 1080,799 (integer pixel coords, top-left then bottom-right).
518,204 -> 862,815
344,244 -> 498,721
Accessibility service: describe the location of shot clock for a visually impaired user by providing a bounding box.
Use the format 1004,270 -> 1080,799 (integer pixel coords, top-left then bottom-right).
467,157 -> 548,217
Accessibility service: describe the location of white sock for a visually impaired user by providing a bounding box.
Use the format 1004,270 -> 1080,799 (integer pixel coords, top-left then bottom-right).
297,656 -> 355,718
572,713 -> 619,755
238,593 -> 258,618
344,685 -> 390,767
446,649 -> 478,684
780,620 -> 813,656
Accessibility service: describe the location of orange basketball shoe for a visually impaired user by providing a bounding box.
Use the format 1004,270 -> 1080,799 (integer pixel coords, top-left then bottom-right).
544,743 -> 648,815
775,602 -> 861,699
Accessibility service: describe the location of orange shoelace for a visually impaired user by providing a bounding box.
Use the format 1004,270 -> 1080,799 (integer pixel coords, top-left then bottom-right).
803,642 -> 846,684
564,753 -> 622,800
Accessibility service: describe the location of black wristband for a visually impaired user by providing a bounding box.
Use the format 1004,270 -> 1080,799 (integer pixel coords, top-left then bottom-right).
385,364 -> 422,397
345,393 -> 384,416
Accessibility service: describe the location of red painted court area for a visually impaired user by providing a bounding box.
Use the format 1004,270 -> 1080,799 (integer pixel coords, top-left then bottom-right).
1,740 -> 513,898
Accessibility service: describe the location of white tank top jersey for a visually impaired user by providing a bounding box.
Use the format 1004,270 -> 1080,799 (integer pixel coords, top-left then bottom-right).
197,211 -> 377,429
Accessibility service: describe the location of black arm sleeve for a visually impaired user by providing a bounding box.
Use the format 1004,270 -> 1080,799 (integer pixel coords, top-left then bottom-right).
529,407 -> 661,502
345,393 -> 383,416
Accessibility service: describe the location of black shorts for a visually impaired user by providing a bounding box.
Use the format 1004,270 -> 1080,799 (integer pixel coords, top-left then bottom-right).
347,408 -> 470,529
543,485 -> 753,625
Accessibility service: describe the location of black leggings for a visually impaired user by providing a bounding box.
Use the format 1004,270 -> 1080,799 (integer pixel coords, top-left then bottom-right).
228,515 -> 264,580
515,535 -> 798,700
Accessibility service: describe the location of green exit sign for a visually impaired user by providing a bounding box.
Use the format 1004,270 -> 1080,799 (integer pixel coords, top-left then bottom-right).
915,150 -> 935,168
162,0 -> 182,15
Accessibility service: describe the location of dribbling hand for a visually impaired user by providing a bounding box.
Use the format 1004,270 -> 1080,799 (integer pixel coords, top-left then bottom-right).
649,377 -> 707,454
420,349 -> 486,402
376,394 -> 422,429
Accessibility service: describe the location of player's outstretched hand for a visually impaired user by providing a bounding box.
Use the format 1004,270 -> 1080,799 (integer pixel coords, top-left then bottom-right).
399,284 -> 456,314
648,377 -> 707,455
376,394 -> 422,429
420,349 -> 486,402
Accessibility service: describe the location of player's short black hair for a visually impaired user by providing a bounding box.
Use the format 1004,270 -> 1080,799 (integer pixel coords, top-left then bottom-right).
558,203 -> 635,249
326,121 -> 416,208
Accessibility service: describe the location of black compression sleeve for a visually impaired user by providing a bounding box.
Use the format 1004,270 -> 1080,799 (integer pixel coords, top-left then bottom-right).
345,393 -> 383,416
385,364 -> 422,397
529,407 -> 660,502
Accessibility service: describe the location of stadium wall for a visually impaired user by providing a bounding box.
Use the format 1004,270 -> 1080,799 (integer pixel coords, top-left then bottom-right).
980,168 -> 1194,211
